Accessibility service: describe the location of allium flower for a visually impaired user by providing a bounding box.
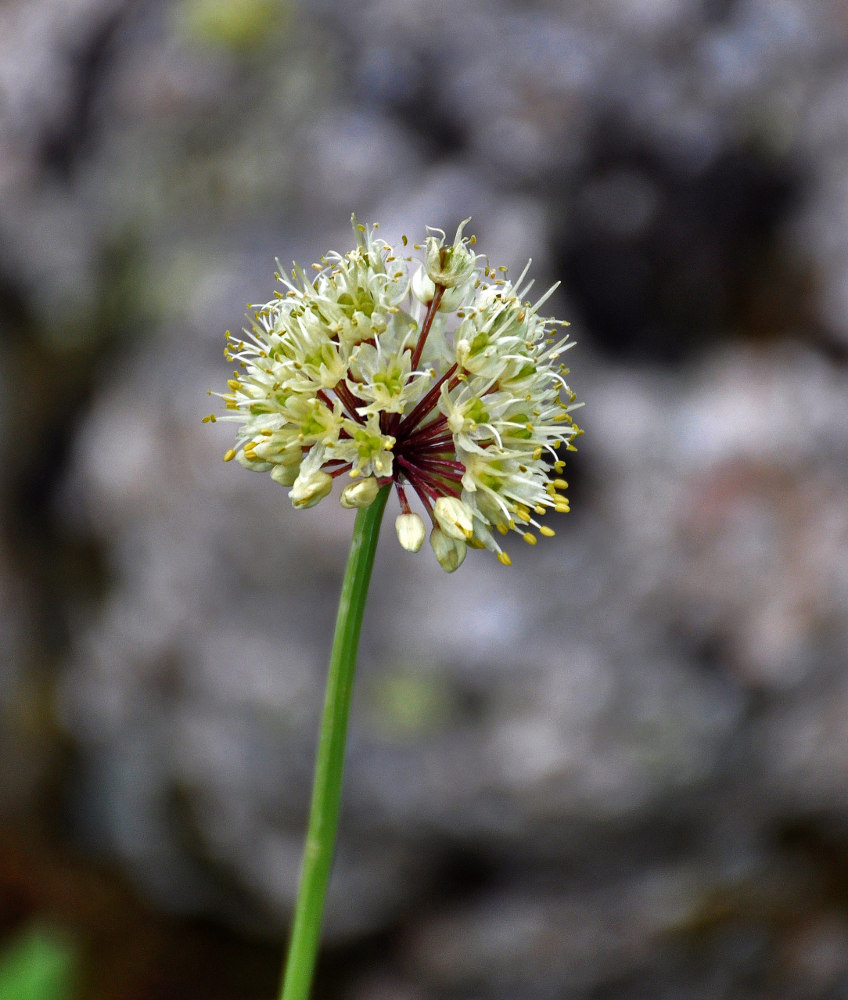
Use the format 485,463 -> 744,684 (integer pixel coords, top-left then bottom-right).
208,218 -> 582,571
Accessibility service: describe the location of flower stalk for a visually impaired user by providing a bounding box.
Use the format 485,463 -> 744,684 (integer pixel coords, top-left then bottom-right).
279,484 -> 390,1000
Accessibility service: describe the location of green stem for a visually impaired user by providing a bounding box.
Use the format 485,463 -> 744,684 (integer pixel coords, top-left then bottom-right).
279,484 -> 391,1000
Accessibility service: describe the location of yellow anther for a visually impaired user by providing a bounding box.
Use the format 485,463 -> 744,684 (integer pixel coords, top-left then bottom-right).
497,551 -> 512,566
523,532 -> 537,545
201,413 -> 217,423
555,502 -> 570,513
223,449 -> 237,462
227,379 -> 241,391
539,526 -> 555,537
496,523 -> 509,535
552,478 -> 568,489
534,505 -> 545,515
532,446 -> 543,460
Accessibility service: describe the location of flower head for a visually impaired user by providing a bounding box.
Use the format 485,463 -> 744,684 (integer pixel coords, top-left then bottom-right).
209,217 -> 582,570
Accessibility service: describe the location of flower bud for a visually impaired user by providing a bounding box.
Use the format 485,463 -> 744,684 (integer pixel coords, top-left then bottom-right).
412,267 -> 470,310
430,527 -> 467,573
290,469 -> 333,508
434,496 -> 475,541
424,219 -> 476,288
270,463 -> 300,487
411,266 -> 437,305
395,513 -> 426,552
339,476 -> 380,509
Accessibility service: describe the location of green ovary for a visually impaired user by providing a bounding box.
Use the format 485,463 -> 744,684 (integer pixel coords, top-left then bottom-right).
353,428 -> 386,460
373,366 -> 404,396
299,406 -> 334,441
338,288 -> 375,318
468,329 -> 490,355
303,341 -> 337,368
476,458 -> 506,491
506,413 -> 533,439
465,397 -> 489,425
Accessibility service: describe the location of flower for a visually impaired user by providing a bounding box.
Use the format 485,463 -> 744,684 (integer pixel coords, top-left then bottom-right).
208,217 -> 582,571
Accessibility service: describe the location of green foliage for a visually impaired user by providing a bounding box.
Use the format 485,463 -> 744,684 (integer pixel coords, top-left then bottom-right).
180,0 -> 291,52
370,672 -> 456,738
0,924 -> 78,1000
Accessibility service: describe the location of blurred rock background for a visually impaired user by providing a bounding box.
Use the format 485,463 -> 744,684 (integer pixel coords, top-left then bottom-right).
1,0 -> 848,997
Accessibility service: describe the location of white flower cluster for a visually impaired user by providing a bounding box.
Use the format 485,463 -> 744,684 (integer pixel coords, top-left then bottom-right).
208,218 -> 582,571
